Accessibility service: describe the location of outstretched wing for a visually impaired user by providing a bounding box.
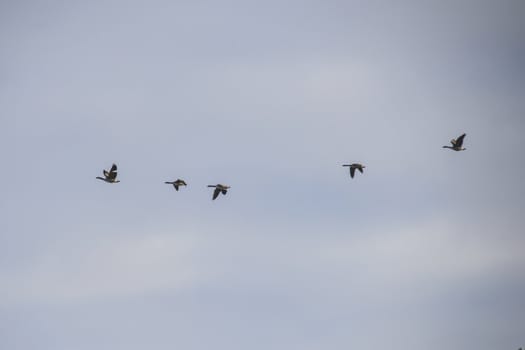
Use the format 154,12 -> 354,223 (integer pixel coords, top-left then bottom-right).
107,164 -> 118,180
357,166 -> 363,174
350,166 -> 356,178
174,184 -> 179,191
212,188 -> 221,200
455,133 -> 466,148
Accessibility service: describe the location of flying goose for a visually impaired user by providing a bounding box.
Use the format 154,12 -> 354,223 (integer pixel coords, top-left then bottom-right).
165,179 -> 187,191
207,184 -> 230,200
443,133 -> 466,151
342,163 -> 365,178
96,163 -> 120,183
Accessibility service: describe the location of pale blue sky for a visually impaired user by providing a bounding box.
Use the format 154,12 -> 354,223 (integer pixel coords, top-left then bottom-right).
1,1 -> 524,349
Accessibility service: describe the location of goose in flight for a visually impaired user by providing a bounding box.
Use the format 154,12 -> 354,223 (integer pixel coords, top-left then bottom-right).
207,184 -> 230,200
96,163 -> 120,183
443,133 -> 466,151
342,163 -> 365,178
165,179 -> 187,191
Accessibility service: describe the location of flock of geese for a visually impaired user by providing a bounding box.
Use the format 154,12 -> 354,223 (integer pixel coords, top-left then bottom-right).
93,131 -> 524,350
96,133 -> 467,200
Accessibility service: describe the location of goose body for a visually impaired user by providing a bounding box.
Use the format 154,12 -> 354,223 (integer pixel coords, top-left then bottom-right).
342,163 -> 365,178
165,179 -> 187,191
443,133 -> 466,151
207,184 -> 230,200
96,163 -> 120,183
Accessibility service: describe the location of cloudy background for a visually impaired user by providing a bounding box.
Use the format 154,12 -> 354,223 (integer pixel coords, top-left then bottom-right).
1,0 -> 524,349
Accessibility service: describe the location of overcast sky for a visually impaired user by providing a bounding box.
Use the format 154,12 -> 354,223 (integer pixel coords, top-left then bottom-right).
1,0 -> 524,349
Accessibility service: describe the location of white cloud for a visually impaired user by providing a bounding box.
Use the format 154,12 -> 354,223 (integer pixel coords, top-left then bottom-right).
4,216 -> 522,307
314,220 -> 524,291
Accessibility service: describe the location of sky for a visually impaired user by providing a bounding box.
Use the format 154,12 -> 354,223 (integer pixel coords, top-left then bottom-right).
1,0 -> 524,349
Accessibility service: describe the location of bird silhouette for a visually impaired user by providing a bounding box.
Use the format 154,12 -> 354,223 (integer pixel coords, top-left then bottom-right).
443,133 -> 467,151
96,164 -> 120,183
165,179 -> 187,191
342,163 -> 365,178
207,184 -> 230,200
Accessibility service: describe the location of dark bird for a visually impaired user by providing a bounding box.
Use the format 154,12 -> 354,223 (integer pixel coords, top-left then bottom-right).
96,163 -> 120,183
165,179 -> 187,191
443,133 -> 467,151
207,184 -> 230,200
342,163 -> 365,178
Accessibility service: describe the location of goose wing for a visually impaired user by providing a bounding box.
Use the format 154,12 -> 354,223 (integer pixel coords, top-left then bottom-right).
455,133 -> 466,147
212,188 -> 221,200
350,166 -> 356,178
357,165 -> 364,174
107,171 -> 117,181
105,164 -> 117,180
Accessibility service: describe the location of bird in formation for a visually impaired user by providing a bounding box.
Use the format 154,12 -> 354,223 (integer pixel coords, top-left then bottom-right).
342,163 -> 365,178
164,179 -> 187,191
96,163 -> 120,183
207,184 -> 230,200
98,133 -> 466,192
443,133 -> 466,151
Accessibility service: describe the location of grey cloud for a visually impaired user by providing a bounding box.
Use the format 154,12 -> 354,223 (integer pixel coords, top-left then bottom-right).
1,1 -> 524,349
